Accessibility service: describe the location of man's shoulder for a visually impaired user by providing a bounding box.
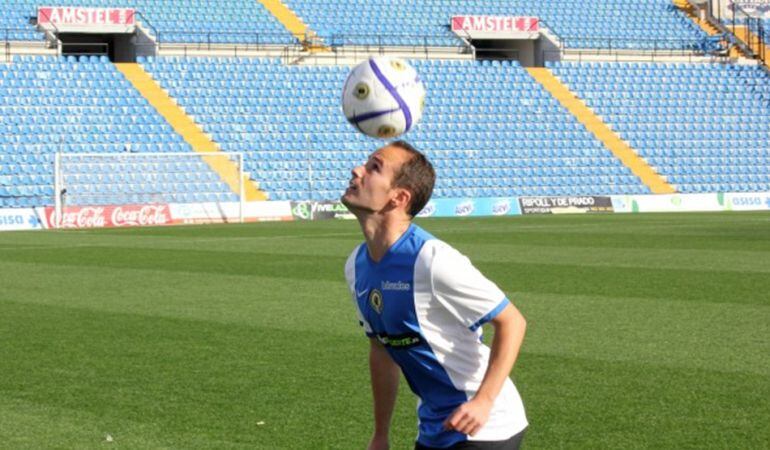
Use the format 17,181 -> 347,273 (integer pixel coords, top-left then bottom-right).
346,243 -> 364,261
415,233 -> 460,257
344,243 -> 365,283
414,236 -> 466,274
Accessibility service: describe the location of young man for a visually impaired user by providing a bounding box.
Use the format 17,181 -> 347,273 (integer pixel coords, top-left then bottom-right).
342,141 -> 528,450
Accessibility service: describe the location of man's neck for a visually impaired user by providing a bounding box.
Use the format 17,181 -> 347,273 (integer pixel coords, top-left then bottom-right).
357,214 -> 412,263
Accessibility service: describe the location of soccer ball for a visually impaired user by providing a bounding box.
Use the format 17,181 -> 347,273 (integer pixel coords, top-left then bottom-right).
341,56 -> 425,139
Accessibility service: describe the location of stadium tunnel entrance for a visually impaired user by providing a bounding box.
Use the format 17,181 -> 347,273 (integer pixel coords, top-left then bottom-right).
452,20 -> 561,67
470,35 -> 560,67
471,39 -> 531,65
56,30 -> 156,62
59,33 -> 124,61
34,8 -> 158,63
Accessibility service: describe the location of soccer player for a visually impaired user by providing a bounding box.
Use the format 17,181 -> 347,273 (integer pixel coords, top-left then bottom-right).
341,141 -> 528,450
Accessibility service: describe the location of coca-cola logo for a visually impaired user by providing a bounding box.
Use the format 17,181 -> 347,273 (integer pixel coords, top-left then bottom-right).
53,206 -> 107,228
111,205 -> 170,226
46,204 -> 172,228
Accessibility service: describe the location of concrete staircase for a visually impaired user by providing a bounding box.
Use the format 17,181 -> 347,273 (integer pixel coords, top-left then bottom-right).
673,0 -> 745,58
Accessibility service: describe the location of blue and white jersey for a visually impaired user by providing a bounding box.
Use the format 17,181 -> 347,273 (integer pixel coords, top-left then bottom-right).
344,224 -> 527,448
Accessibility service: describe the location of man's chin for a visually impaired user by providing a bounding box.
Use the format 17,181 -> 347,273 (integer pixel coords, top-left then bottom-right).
341,195 -> 374,215
340,194 -> 357,211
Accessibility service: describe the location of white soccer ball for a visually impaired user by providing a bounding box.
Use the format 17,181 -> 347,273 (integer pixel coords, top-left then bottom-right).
341,56 -> 425,139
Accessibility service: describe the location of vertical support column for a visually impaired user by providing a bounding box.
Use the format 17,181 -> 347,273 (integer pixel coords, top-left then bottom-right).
53,152 -> 61,229
239,153 -> 245,224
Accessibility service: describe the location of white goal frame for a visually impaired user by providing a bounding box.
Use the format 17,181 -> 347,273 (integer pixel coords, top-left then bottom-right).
54,152 -> 245,228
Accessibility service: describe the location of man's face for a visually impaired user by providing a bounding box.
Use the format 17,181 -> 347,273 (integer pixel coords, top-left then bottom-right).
341,145 -> 411,215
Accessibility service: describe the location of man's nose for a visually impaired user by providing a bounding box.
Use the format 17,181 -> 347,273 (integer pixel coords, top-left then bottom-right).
351,164 -> 365,178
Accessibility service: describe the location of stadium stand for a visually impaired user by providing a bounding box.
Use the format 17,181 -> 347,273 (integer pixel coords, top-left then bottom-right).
282,0 -> 709,49
549,61 -> 770,193
0,55 -> 237,207
141,56 -> 649,201
1,1 -> 768,211
1,0 -> 295,44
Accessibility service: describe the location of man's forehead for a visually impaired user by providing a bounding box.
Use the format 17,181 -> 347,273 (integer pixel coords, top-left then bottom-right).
371,145 -> 411,168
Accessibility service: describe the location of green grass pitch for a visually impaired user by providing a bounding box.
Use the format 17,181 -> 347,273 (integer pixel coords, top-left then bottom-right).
0,212 -> 768,449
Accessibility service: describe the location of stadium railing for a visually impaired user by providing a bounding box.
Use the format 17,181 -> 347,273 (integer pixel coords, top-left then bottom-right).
279,33 -> 473,65
156,31 -> 298,48
1,28 -> 58,63
543,35 -> 732,64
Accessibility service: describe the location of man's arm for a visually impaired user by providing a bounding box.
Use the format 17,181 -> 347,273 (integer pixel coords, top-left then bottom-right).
444,303 -> 526,436
368,338 -> 401,450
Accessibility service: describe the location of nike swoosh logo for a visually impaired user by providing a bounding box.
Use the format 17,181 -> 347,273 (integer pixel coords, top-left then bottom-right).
356,289 -> 368,297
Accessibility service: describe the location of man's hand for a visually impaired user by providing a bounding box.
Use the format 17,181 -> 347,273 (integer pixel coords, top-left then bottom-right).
367,433 -> 389,450
444,304 -> 525,437
443,396 -> 494,436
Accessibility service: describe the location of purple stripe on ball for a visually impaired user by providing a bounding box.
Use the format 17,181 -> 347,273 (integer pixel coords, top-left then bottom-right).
347,107 -> 401,125
368,59 -> 413,133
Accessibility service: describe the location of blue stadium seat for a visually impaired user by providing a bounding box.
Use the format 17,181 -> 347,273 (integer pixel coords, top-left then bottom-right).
550,61 -> 770,193
139,56 -> 654,199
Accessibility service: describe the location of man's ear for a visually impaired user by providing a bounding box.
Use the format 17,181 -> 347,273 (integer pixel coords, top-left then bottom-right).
390,187 -> 413,213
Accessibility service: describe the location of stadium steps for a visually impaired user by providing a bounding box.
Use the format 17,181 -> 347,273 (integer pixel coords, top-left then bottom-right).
255,0 -> 329,52
526,67 -> 676,195
672,0 -> 744,58
731,26 -> 770,69
113,63 -> 268,201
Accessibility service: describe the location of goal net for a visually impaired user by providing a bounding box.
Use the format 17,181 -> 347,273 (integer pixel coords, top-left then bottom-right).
53,152 -> 245,228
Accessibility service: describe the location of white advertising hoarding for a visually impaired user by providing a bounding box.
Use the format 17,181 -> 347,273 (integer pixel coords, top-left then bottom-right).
0,208 -> 43,231
611,193 -> 770,213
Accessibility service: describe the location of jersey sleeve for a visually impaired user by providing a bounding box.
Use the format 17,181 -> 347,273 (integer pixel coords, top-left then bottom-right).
430,243 -> 510,331
345,244 -> 374,337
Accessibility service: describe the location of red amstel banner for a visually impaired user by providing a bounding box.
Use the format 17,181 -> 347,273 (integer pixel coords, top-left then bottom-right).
451,15 -> 539,33
44,204 -> 172,229
38,7 -> 135,26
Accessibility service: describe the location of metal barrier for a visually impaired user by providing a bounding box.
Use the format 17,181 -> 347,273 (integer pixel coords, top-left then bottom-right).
700,0 -> 768,67
744,16 -> 767,63
280,42 -> 472,66
559,36 -> 717,53
544,49 -> 731,64
540,35 -> 730,64
156,30 -> 299,48
1,27 -> 58,63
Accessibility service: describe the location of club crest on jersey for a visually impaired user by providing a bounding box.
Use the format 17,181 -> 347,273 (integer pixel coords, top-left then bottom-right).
369,289 -> 383,314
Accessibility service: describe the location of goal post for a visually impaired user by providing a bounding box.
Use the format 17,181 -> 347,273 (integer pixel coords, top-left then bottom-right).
53,152 -> 245,228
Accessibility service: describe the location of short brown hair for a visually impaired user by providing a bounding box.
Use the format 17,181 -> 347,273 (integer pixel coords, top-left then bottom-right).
389,140 -> 435,217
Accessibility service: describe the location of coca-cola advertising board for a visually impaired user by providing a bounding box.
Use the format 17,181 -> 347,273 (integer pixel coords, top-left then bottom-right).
37,6 -> 136,33
35,201 -> 295,229
43,204 -> 172,229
